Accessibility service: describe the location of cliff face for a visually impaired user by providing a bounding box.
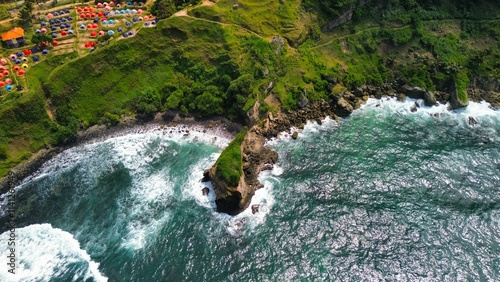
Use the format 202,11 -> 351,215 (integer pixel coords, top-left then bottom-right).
207,128 -> 278,215
207,79 -> 500,215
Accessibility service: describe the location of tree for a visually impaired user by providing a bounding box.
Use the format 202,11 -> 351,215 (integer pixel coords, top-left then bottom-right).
151,0 -> 176,19
19,0 -> 35,26
31,33 -> 52,46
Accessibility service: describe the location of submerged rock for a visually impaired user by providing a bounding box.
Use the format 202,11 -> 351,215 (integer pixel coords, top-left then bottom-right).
202,187 -> 210,196
251,204 -> 259,214
292,131 -> 298,140
468,116 -> 478,126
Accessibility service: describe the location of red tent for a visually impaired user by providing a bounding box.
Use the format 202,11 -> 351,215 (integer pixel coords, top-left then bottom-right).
85,42 -> 91,48
18,70 -> 26,76
92,23 -> 98,29
77,7 -> 83,13
0,66 -> 5,71
90,31 -> 97,37
5,78 -> 12,84
52,40 -> 59,46
101,17 -> 108,22
41,42 -> 47,48
23,49 -> 31,56
87,24 -> 93,29
0,81 -> 5,87
3,70 -> 9,76
86,13 -> 92,18
13,65 -> 20,71
98,12 -> 104,17
61,30 -> 68,36
0,74 -> 3,79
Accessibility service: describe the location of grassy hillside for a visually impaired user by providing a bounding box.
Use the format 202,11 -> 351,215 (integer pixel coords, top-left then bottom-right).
0,0 -> 499,177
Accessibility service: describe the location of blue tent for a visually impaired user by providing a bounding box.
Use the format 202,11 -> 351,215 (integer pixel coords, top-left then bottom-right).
5,85 -> 13,91
42,49 -> 49,55
122,33 -> 128,38
68,29 -> 74,34
152,20 -> 157,24
128,31 -> 134,36
15,59 -> 21,64
16,51 -> 23,57
117,27 -> 123,32
125,21 -> 131,27
65,9 -> 70,14
61,18 -> 67,22
109,19 -> 115,24
132,17 -> 138,22
41,22 -> 47,26
80,24 -> 86,29
51,26 -> 57,31
31,46 -> 41,53
55,19 -> 61,24
144,22 -> 150,27
33,55 -> 40,62
68,16 -> 73,21
53,12 -> 59,16
35,29 -> 41,33
93,18 -> 99,23
103,20 -> 109,25
104,11 -> 109,16
49,20 -> 55,25
107,30 -> 115,36
51,33 -> 57,38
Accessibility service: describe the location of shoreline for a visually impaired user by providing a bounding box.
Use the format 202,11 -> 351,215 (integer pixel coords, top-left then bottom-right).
2,82 -> 498,198
0,112 -> 242,193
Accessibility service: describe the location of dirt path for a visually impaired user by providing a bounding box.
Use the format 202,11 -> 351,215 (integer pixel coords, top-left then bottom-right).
201,0 -> 215,6
174,9 -> 188,17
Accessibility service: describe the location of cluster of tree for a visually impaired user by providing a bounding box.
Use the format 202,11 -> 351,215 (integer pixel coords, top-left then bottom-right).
19,0 -> 35,27
150,0 -> 199,19
131,51 -> 257,121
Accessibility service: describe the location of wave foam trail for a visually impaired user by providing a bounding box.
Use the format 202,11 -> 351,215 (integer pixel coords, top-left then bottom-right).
0,224 -> 107,282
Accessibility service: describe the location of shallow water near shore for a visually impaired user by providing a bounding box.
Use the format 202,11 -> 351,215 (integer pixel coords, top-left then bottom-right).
1,98 -> 500,281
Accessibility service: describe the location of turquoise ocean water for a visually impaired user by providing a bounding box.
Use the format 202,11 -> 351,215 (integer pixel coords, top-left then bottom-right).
1,98 -> 499,281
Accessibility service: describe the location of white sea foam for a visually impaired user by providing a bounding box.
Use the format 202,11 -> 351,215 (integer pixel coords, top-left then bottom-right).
0,224 -> 107,282
4,125 -> 232,251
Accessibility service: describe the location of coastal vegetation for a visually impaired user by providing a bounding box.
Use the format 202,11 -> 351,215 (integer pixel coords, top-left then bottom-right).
0,0 -> 499,181
214,126 -> 247,188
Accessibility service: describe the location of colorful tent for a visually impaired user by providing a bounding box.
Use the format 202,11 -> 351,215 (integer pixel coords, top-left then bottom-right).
52,40 -> 59,46
109,19 -> 115,24
33,56 -> 40,62
137,9 -> 143,14
5,84 -> 13,91
107,30 -> 114,36
51,33 -> 57,38
0,66 -> 5,71
18,70 -> 26,76
68,29 -> 74,34
3,70 -> 9,76
23,50 -> 31,56
41,28 -> 48,33
90,31 -> 97,37
42,49 -> 49,55
21,57 -> 28,62
21,63 -> 28,69
0,73 -> 3,79
98,30 -> 105,36
80,24 -> 86,29
0,59 -> 6,65
93,23 -> 99,29
61,30 -> 68,36
41,22 -> 47,27
47,13 -> 54,18
87,23 -> 93,29
9,54 -> 16,59
144,16 -> 149,20
5,78 -> 12,84
0,81 -> 5,87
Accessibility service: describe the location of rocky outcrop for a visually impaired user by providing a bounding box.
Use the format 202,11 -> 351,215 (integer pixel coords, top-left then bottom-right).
207,78 -> 500,215
322,0 -> 374,32
449,82 -> 469,109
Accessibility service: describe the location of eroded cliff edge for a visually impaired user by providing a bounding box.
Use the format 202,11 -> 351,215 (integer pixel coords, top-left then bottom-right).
205,80 -> 500,215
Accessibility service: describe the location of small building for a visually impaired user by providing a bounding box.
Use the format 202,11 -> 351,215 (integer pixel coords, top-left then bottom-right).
1,27 -> 26,49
